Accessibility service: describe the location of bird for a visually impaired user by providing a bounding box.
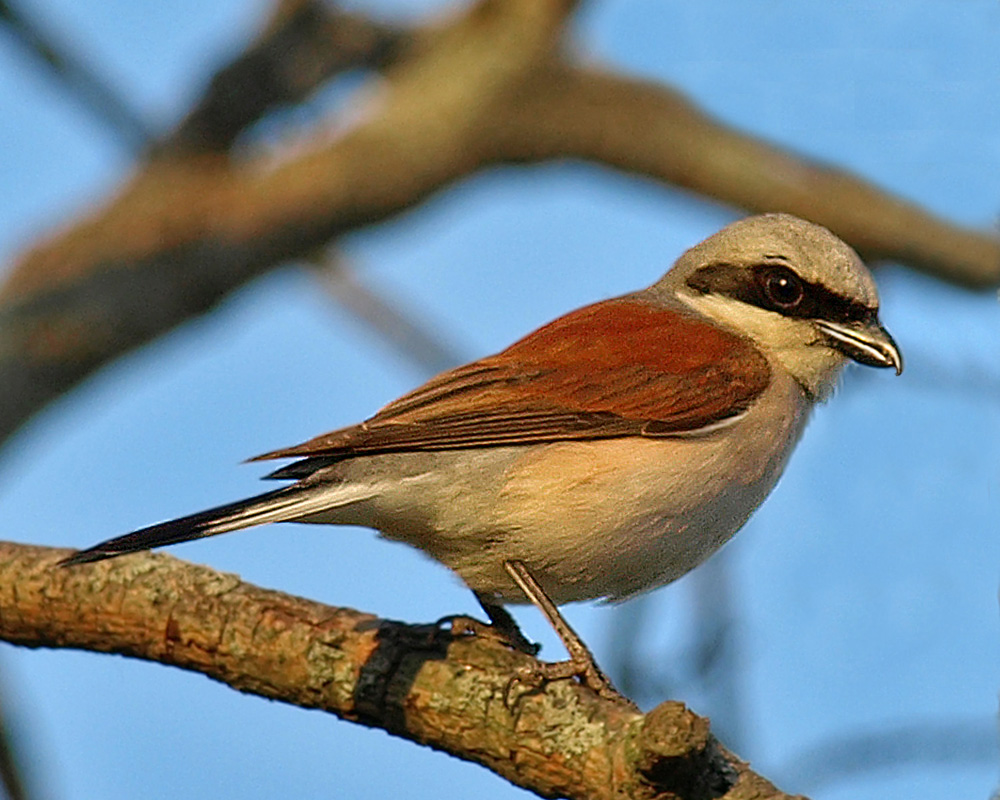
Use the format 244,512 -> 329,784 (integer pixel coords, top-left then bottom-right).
62,213 -> 902,700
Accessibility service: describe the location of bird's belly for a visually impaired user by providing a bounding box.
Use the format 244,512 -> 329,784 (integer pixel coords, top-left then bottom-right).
337,380 -> 809,605
469,434 -> 791,603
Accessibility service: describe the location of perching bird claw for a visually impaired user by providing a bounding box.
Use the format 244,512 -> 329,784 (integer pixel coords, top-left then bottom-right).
503,655 -> 636,710
500,560 -> 635,707
437,614 -> 540,657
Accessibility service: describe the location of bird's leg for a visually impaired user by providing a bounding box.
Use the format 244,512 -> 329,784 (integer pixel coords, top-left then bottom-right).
437,593 -> 540,656
504,560 -> 631,704
474,592 -> 542,655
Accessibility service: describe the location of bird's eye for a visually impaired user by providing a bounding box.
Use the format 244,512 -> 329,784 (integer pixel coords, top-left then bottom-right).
762,267 -> 804,309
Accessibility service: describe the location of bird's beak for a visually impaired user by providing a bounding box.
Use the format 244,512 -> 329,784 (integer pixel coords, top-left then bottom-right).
815,319 -> 903,375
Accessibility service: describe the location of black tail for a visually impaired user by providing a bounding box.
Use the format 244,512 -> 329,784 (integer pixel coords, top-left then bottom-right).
60,486 -> 310,566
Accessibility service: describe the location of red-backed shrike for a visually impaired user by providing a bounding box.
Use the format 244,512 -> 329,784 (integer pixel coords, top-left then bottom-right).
63,213 -> 902,699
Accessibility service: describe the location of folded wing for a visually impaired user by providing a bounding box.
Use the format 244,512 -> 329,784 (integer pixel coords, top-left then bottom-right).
255,297 -> 771,466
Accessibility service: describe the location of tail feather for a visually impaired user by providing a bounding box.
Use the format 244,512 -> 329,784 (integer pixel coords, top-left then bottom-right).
60,483 -> 354,566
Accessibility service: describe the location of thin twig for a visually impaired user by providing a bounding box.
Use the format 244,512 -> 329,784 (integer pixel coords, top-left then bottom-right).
776,717 -> 999,793
0,0 -> 151,149
310,252 -> 464,374
0,671 -> 30,800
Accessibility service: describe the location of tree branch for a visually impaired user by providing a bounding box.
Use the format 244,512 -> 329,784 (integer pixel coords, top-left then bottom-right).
0,0 -> 576,447
0,541 -> 804,800
0,0 -> 152,149
493,63 -> 1000,287
0,682 -> 31,800
1,0 -> 996,448
159,0 -> 409,156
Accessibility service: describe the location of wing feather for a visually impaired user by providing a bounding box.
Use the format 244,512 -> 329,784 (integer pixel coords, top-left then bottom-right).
253,297 -> 770,463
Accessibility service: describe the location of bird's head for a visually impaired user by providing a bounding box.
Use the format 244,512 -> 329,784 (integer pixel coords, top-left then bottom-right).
656,213 -> 902,402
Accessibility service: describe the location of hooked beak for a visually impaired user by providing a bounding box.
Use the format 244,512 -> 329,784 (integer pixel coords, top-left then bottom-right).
815,319 -> 903,375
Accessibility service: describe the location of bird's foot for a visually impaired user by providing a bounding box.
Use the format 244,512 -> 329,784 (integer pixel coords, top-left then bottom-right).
498,562 -> 636,708
506,655 -> 637,709
436,614 -> 541,656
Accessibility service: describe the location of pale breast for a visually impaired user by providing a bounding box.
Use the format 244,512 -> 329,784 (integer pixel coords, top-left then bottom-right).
458,369 -> 813,603
328,370 -> 812,605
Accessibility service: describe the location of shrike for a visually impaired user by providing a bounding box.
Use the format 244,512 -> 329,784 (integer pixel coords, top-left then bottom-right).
63,213 -> 902,699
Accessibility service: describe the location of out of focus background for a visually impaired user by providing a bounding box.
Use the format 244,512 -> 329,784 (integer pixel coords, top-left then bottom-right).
1,1 -> 998,798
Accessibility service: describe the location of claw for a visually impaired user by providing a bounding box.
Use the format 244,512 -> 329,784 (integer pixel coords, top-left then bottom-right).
436,614 -> 541,656
503,656 -> 638,710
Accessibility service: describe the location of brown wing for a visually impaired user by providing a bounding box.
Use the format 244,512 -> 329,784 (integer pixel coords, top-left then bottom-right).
253,297 -> 771,462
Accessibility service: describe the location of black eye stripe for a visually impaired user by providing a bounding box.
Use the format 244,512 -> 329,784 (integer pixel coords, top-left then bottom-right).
686,262 -> 877,325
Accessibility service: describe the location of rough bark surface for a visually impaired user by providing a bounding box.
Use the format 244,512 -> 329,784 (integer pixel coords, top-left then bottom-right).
0,541 -> 805,800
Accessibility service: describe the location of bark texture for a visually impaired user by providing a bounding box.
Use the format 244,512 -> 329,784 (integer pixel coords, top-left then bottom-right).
0,541 -> 804,800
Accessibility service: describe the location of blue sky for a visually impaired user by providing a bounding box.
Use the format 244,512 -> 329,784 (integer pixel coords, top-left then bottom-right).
1,2 -> 998,799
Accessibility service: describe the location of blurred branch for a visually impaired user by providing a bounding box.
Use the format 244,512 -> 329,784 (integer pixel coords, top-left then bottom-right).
160,0 -> 409,155
0,0 -> 151,149
310,252 -> 464,374
607,557 -> 745,749
0,0 -> 573,448
0,670 -> 30,800
494,64 -> 1000,287
776,718 -> 999,793
608,593 -> 661,702
1,0 -> 997,450
0,540 -> 806,800
687,557 -> 745,749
